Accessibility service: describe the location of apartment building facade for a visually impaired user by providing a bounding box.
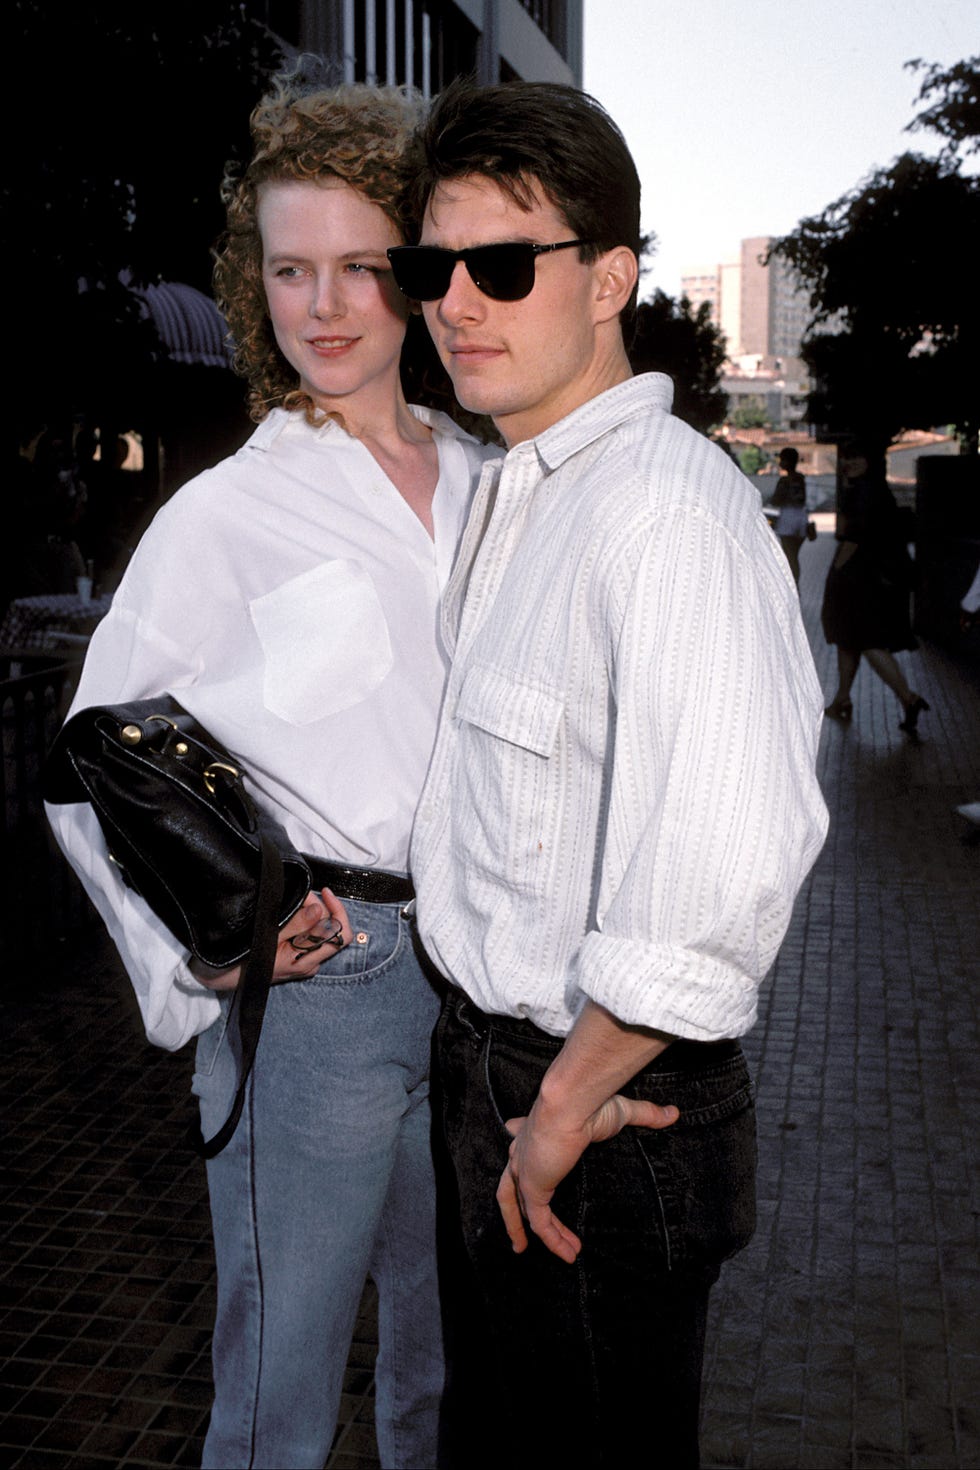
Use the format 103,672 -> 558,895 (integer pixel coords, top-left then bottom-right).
682,237 -> 813,430
252,0 -> 583,91
682,237 -> 811,371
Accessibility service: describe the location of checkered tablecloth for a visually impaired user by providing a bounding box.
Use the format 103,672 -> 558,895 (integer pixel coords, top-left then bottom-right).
0,592 -> 114,651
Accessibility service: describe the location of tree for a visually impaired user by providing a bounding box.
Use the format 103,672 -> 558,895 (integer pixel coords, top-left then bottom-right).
770,56 -> 980,456
905,54 -> 980,160
731,400 -> 770,431
628,291 -> 729,435
4,1 -> 286,440
738,445 -> 766,476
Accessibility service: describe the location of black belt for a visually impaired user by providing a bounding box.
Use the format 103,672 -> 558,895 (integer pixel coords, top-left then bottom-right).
303,855 -> 415,906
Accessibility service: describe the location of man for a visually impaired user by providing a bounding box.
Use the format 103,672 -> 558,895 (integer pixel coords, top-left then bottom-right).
389,79 -> 829,1468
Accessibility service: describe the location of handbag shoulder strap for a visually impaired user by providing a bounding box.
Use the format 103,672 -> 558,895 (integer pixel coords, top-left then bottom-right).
186,826 -> 283,1159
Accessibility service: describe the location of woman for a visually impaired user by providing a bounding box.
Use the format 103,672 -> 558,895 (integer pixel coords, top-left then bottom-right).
821,440 -> 928,734
46,73 -> 493,1469
770,445 -> 809,586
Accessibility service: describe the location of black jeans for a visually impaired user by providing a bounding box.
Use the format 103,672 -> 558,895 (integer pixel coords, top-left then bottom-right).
436,989 -> 758,1470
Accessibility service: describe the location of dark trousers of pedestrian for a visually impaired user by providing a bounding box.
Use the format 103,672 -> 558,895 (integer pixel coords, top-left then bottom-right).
435,988 -> 758,1470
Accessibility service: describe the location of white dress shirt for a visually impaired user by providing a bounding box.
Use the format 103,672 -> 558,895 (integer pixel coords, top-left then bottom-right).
412,374 -> 829,1042
46,406 -> 493,1050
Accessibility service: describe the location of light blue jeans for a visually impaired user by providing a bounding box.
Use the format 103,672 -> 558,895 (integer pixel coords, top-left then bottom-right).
192,898 -> 445,1470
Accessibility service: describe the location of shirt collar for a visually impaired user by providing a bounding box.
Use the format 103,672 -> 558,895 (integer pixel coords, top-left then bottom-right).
240,407 -> 346,451
517,373 -> 675,472
242,402 -> 481,451
408,402 -> 482,444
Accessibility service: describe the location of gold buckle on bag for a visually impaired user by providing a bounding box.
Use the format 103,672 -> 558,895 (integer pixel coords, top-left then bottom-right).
203,762 -> 240,795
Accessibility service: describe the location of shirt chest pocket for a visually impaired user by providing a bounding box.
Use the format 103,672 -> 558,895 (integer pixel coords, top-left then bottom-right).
249,560 -> 393,727
454,666 -> 565,897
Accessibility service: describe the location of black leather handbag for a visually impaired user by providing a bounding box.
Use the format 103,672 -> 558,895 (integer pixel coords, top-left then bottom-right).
43,696 -> 312,1158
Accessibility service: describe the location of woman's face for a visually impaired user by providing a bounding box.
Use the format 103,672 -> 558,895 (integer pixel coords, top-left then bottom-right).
259,179 -> 409,416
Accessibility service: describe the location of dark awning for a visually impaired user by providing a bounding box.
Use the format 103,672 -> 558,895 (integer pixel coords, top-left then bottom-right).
134,280 -> 234,369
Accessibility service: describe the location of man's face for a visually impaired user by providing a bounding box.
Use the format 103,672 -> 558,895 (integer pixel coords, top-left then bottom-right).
419,175 -> 613,446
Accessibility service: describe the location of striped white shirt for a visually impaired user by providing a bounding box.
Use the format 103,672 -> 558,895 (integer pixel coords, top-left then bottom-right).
412,374 -> 828,1041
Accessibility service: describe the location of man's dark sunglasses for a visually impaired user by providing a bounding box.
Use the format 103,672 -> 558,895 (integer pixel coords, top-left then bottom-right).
386,239 -> 592,302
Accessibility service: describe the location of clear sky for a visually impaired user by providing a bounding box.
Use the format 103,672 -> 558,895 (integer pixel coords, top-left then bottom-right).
581,0 -> 978,300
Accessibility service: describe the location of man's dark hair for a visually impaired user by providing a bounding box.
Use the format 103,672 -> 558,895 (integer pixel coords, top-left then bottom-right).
408,77 -> 642,333
779,447 -> 799,470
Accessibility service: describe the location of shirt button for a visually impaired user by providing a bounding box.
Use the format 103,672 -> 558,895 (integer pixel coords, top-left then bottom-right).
356,932 -> 368,945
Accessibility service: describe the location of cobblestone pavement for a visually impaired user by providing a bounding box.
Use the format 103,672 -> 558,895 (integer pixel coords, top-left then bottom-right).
1,525 -> 978,1469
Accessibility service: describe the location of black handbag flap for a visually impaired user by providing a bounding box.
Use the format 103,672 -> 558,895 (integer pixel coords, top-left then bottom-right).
43,696 -> 311,966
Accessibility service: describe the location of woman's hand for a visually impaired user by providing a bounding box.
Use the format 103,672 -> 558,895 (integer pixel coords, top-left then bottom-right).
188,887 -> 352,991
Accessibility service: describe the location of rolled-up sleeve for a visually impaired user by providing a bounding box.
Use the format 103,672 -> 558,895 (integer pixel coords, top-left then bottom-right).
574,507 -> 828,1040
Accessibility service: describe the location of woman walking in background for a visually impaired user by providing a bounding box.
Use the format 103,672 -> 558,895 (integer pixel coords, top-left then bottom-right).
821,440 -> 928,735
771,445 -> 809,586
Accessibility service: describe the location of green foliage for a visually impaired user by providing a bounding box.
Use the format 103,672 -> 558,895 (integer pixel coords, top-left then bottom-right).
628,291 -> 729,435
738,445 -> 765,475
731,400 -> 770,430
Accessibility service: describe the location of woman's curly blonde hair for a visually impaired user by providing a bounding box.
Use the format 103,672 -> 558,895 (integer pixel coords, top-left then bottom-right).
213,73 -> 425,423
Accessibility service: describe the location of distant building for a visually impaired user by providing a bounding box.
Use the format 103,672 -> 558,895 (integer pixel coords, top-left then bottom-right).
678,264 -> 720,319
682,236 -> 813,430
718,259 -> 742,362
682,236 -> 811,370
722,368 -> 810,436
251,0 -> 583,90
